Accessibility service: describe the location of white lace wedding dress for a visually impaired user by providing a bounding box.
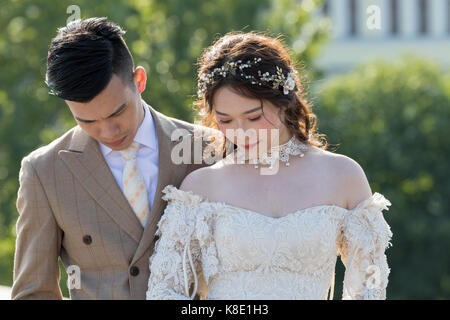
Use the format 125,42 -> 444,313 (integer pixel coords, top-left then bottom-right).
146,184 -> 393,300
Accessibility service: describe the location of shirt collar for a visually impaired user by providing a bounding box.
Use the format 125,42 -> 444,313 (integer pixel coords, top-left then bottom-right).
99,100 -> 157,157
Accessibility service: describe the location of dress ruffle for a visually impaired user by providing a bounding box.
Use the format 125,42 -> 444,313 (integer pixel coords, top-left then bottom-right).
343,192 -> 393,256
195,211 -> 220,285
339,192 -> 393,299
148,197 -> 197,300
154,185 -> 219,298
162,184 -> 204,207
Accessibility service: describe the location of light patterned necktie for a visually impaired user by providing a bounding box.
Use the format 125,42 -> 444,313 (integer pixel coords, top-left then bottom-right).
120,141 -> 149,227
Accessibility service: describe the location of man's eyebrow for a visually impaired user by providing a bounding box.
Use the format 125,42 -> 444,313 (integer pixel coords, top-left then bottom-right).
75,103 -> 127,122
215,106 -> 263,116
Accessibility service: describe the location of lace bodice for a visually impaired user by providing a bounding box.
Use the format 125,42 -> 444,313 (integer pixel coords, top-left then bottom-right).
146,185 -> 393,300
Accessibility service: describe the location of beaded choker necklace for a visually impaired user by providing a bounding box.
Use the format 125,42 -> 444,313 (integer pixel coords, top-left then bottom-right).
235,135 -> 309,169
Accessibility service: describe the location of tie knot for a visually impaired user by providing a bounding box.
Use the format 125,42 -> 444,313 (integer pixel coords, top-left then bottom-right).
120,141 -> 140,161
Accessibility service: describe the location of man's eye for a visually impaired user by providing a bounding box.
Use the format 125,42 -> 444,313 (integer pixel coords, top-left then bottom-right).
219,119 -> 231,124
249,115 -> 262,121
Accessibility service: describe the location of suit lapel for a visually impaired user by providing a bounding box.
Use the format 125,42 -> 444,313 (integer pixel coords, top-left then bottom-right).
130,105 -> 188,265
58,126 -> 143,243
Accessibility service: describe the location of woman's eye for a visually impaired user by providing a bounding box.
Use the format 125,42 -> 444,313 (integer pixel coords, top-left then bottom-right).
249,115 -> 262,121
219,119 -> 232,124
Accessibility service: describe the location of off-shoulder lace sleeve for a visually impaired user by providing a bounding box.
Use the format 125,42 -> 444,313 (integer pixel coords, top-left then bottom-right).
337,192 -> 393,300
146,185 -> 204,300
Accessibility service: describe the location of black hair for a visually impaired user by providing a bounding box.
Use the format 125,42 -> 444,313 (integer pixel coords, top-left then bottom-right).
45,17 -> 135,102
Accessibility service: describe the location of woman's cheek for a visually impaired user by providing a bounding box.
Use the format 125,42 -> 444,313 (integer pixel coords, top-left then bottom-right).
255,117 -> 277,137
261,112 -> 280,128
257,115 -> 281,147
217,123 -> 233,141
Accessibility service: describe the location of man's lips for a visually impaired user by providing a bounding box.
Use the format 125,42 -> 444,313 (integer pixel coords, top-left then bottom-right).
108,136 -> 126,146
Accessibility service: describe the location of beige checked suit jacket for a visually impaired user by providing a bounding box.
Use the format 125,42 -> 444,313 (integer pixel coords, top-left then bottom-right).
11,104 -> 225,300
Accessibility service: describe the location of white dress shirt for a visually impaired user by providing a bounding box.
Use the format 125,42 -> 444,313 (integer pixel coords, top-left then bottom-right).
99,100 -> 159,212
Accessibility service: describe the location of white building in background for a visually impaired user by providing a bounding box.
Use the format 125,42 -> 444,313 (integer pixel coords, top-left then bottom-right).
315,0 -> 450,74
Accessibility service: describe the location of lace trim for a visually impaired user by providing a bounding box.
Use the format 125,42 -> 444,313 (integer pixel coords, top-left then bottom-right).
162,184 -> 203,207
195,211 -> 220,284
159,187 -> 220,299
344,192 -> 393,256
340,192 -> 393,300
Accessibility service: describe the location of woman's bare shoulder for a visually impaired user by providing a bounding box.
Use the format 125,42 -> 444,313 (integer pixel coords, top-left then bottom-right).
179,163 -> 225,199
307,146 -> 373,209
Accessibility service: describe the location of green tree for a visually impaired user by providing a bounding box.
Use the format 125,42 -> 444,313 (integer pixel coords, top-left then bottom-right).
128,0 -> 329,119
316,56 -> 450,299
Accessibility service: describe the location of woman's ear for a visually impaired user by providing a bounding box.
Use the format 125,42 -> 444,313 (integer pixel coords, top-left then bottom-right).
134,66 -> 147,93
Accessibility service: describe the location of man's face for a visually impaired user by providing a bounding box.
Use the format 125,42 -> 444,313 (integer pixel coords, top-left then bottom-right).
66,74 -> 144,151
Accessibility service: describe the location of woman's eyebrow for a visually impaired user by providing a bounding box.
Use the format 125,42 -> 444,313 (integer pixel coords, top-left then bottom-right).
215,106 -> 262,116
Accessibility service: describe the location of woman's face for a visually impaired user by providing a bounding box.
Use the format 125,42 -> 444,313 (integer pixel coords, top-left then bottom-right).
212,85 -> 291,155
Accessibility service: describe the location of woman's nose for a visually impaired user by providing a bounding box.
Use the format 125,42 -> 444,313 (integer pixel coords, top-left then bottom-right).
235,119 -> 250,132
230,125 -> 257,145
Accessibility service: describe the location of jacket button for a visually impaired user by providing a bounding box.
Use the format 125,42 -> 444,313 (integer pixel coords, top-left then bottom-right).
83,235 -> 92,245
130,266 -> 140,277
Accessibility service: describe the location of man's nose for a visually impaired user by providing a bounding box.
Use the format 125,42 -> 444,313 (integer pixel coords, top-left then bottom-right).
101,121 -> 120,139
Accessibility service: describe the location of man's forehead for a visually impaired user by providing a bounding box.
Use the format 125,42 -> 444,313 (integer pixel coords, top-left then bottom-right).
67,75 -> 131,119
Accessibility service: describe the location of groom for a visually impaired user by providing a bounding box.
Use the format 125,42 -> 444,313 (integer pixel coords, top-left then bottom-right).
11,17 -> 223,299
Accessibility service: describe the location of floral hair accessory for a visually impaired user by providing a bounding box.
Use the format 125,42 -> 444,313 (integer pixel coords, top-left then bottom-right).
197,57 -> 298,98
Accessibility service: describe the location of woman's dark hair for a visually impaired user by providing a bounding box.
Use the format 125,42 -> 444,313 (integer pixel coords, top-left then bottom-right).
194,31 -> 328,155
46,17 -> 135,102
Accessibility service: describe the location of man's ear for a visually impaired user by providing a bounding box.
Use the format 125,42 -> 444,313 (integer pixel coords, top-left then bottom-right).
134,66 -> 147,94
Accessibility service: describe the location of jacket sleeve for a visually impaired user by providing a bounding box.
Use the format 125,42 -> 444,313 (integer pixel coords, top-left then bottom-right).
146,185 -> 205,300
337,192 -> 393,300
11,157 -> 63,300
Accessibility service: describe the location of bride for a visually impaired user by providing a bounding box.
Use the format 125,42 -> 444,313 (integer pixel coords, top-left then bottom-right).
146,32 -> 393,300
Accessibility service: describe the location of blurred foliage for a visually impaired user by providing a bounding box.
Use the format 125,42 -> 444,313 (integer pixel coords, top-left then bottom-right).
316,56 -> 450,299
0,0 -> 328,297
0,225 -> 15,285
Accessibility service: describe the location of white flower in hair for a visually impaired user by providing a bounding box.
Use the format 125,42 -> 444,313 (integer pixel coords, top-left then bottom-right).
283,70 -> 297,95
